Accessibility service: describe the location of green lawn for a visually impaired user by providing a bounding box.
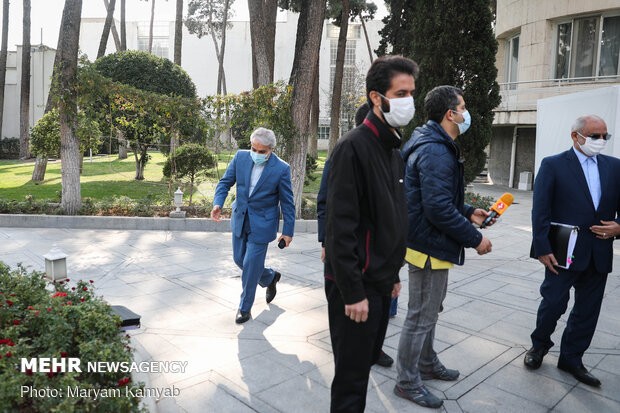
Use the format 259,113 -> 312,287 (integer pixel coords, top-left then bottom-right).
0,150 -> 327,205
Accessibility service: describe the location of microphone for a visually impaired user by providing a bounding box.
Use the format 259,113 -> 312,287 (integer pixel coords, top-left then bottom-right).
480,193 -> 514,228
278,239 -> 286,249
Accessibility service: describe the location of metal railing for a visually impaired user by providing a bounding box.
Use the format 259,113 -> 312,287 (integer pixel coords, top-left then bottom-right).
496,75 -> 620,112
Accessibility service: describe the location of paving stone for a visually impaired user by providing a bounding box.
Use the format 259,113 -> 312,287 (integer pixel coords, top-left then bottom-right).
458,382 -> 548,413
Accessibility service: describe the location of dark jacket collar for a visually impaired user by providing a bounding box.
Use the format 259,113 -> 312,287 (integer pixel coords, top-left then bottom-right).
364,110 -> 402,151
402,120 -> 459,160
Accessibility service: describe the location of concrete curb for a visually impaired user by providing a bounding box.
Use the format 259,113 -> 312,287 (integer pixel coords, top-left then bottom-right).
0,214 -> 318,233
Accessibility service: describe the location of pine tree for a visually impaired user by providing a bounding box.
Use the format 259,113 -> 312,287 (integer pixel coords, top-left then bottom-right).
378,0 -> 500,183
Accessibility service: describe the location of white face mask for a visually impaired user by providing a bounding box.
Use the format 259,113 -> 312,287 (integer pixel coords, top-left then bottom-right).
577,132 -> 607,157
378,93 -> 415,128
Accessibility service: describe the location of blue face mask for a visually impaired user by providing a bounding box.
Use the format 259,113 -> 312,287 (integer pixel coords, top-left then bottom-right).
251,151 -> 269,165
452,109 -> 471,135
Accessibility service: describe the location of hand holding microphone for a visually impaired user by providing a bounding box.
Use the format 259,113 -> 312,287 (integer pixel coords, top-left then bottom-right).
480,193 -> 514,229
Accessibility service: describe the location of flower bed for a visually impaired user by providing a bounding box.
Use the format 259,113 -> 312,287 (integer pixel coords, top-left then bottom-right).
0,263 -> 145,412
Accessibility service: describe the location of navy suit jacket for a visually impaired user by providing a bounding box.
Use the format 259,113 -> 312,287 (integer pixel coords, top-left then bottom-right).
532,148 -> 620,274
213,150 -> 295,244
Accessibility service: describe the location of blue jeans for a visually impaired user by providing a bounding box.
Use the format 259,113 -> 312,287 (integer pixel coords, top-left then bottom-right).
232,216 -> 276,312
397,260 -> 448,389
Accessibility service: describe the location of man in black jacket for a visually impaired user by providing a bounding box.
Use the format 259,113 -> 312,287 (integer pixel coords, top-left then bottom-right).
395,86 -> 492,409
325,55 -> 418,413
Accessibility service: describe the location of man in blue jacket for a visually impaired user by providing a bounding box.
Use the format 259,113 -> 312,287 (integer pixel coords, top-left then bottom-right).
211,127 -> 295,324
396,86 -> 492,408
525,115 -> 620,386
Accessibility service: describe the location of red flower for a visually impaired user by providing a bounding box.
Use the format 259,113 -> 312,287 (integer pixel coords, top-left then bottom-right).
66,279 -> 70,282
118,377 -> 131,386
60,352 -> 69,357
25,369 -> 33,376
89,280 -> 94,283
46,371 -> 54,378
66,301 -> 72,306
0,339 -> 10,344
58,281 -> 63,285
13,320 -> 20,325
53,292 -> 68,298
47,308 -> 52,312
83,288 -> 88,291
472,198 -> 476,202
9,294 -> 15,297
5,300 -> 14,306
80,298 -> 85,302
61,303 -> 66,306
27,306 -> 33,310
35,310 -> 39,315
71,287 -> 76,291
8,342 -> 15,346
5,352 -> 12,357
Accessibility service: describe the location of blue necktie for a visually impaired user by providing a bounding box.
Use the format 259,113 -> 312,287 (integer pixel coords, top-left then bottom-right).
586,157 -> 601,210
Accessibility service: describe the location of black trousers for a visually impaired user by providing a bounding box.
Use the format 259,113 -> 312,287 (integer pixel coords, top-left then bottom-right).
325,278 -> 391,413
531,259 -> 608,366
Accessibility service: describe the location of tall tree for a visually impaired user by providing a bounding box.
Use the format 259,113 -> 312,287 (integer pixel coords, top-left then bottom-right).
57,0 -> 84,214
0,0 -> 9,140
174,0 -> 183,65
19,0 -> 31,159
185,0 -> 234,95
105,0 -> 122,51
120,0 -> 126,50
97,0 -> 116,59
352,1 -> 376,63
379,0 -> 500,183
327,0 -> 349,157
148,0 -> 156,53
287,0 -> 326,217
248,0 -> 277,88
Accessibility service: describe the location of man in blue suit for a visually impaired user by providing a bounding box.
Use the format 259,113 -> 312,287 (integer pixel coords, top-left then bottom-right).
211,127 -> 295,324
526,115 -> 620,386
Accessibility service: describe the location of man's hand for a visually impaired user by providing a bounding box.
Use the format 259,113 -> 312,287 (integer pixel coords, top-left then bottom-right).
210,205 -> 221,222
538,253 -> 559,275
321,247 -> 326,263
590,220 -> 620,240
391,282 -> 401,299
475,236 -> 492,255
345,298 -> 369,323
471,208 -> 495,227
278,235 -> 293,248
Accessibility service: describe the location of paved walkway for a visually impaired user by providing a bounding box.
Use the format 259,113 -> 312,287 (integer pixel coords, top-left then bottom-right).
1,184 -> 619,412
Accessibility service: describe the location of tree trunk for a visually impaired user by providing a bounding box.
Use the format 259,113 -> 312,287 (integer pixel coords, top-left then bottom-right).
120,0 -> 126,50
106,0 -> 121,51
97,0 -> 116,59
208,21 -> 224,95
328,0 -> 349,158
359,12 -> 373,64
263,0 -> 277,83
117,129 -> 127,159
308,52 -> 320,158
173,0 -> 182,65
78,153 -> 84,174
31,155 -> 48,181
217,0 -> 230,95
134,145 -> 147,180
288,0 -> 326,218
0,0 -> 9,140
148,0 -> 155,54
19,0 -> 31,159
248,0 -> 271,86
169,128 -> 179,181
59,0 -> 83,215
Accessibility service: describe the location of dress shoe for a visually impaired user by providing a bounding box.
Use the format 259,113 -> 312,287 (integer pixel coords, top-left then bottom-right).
375,350 -> 394,367
266,271 -> 281,303
235,310 -> 251,324
557,360 -> 601,386
524,347 -> 548,369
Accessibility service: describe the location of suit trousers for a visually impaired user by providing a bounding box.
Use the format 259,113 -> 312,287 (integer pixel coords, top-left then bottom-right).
396,260 -> 448,390
233,216 -> 276,312
531,259 -> 608,366
325,278 -> 391,413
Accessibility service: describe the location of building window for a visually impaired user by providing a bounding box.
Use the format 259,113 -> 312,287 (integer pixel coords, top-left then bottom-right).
554,13 -> 620,79
505,34 -> 519,88
137,22 -> 169,59
327,23 -> 361,39
318,125 -> 330,140
330,40 -> 357,89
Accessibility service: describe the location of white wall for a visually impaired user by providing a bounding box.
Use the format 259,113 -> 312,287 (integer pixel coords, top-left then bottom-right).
535,86 -> 620,173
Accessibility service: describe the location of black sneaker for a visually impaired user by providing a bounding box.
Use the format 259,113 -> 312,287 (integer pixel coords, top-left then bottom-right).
420,365 -> 460,381
393,385 -> 443,408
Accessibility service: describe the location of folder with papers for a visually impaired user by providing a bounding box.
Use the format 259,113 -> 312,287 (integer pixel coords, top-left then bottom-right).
530,222 -> 579,269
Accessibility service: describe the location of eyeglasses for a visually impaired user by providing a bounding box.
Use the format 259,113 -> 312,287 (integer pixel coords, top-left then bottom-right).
577,131 -> 612,141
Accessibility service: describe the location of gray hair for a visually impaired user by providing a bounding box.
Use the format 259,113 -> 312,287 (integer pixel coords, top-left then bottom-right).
571,115 -> 605,133
250,127 -> 276,149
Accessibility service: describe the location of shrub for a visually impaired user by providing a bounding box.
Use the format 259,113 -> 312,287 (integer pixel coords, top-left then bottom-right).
163,144 -> 216,205
0,263 -> 145,412
464,192 -> 494,210
0,138 -> 20,159
30,109 -> 102,158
